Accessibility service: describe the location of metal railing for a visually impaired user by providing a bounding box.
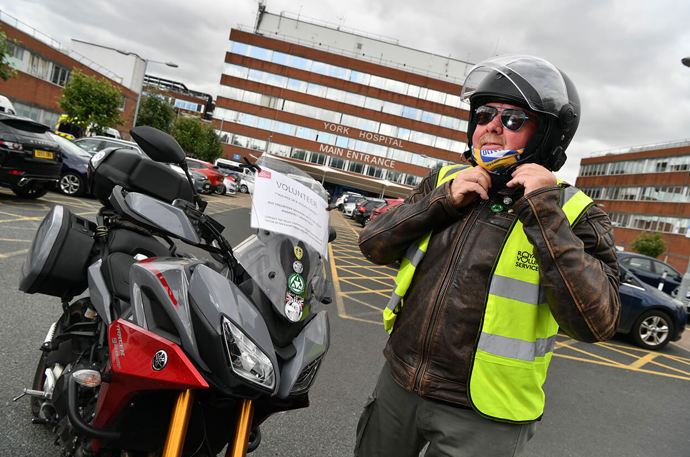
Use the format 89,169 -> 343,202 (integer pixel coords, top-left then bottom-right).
586,138 -> 690,158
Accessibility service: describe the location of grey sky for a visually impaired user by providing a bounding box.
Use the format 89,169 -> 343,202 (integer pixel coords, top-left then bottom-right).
3,0 -> 690,183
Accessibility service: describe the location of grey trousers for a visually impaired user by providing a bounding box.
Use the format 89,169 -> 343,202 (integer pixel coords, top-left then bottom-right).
355,364 -> 536,457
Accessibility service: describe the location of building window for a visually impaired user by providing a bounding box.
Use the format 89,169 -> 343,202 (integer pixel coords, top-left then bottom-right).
348,161 -> 364,174
366,165 -> 383,178
291,148 -> 307,160
29,54 -> 50,80
330,157 -> 345,170
309,151 -> 327,165
50,65 -> 70,87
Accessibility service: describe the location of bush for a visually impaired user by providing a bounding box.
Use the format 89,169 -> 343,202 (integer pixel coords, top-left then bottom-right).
630,232 -> 665,258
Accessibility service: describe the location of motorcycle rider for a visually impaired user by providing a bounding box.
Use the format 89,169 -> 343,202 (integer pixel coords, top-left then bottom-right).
355,55 -> 621,456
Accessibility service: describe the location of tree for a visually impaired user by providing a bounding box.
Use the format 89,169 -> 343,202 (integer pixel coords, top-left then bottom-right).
136,93 -> 175,132
0,30 -> 18,81
58,69 -> 122,135
171,116 -> 223,162
630,232 -> 666,258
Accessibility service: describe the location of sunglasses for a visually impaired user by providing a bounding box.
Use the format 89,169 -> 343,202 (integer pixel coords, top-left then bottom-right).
475,105 -> 530,132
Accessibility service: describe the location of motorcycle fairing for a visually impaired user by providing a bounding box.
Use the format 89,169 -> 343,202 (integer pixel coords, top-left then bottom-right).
188,264 -> 280,395
277,310 -> 329,398
130,257 -> 210,373
109,186 -> 200,244
93,319 -> 208,431
88,259 -> 114,324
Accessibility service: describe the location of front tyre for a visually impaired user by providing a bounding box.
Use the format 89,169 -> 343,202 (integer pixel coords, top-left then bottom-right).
30,352 -> 49,418
240,184 -> 248,193
631,310 -> 674,350
59,172 -> 84,196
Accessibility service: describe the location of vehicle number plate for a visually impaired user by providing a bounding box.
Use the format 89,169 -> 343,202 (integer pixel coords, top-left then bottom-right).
34,149 -> 54,159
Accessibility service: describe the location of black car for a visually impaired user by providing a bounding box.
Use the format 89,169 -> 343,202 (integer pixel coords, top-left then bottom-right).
617,251 -> 682,297
0,113 -> 61,198
617,263 -> 687,350
354,198 -> 387,226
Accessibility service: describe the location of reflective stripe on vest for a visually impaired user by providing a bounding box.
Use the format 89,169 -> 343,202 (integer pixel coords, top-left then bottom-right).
468,182 -> 593,422
382,164 -> 471,333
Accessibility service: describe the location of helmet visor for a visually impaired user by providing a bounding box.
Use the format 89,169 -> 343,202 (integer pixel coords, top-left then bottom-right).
460,55 -> 569,116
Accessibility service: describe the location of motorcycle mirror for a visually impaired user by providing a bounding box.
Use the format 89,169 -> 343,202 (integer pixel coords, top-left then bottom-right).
130,126 -> 186,163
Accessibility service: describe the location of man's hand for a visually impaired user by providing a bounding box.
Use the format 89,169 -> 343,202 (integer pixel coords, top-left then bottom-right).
449,166 -> 491,207
507,164 -> 557,195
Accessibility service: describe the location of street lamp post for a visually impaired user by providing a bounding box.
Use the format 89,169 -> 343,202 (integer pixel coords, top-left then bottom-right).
117,53 -> 178,127
69,41 -> 178,129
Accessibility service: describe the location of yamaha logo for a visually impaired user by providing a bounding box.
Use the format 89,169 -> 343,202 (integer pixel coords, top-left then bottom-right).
152,350 -> 168,371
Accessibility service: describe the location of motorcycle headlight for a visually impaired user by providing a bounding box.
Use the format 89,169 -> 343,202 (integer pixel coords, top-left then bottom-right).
222,317 -> 275,390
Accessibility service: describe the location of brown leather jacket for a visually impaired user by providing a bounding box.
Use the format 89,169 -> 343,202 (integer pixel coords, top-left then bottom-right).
359,169 -> 621,407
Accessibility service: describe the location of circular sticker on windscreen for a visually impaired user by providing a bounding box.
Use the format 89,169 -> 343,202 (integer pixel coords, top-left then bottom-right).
293,261 -> 303,274
285,298 -> 303,322
294,246 -> 304,259
288,273 -> 305,295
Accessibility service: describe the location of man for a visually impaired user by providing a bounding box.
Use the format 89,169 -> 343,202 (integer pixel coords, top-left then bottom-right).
355,55 -> 620,457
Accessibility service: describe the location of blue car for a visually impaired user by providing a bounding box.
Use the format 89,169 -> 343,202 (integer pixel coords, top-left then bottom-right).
49,133 -> 92,196
617,263 -> 687,350
617,251 -> 683,298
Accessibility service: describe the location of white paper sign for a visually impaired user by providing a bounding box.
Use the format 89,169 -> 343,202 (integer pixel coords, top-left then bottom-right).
250,167 -> 329,259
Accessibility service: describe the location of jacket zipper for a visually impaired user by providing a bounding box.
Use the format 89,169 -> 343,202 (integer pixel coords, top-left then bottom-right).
412,200 -> 484,392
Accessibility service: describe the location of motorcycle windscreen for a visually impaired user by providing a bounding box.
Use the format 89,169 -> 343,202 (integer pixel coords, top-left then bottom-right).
234,230 -> 329,322
235,155 -> 331,322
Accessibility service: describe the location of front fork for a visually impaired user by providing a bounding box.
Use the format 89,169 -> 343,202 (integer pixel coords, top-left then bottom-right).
161,390 -> 255,457
162,389 -> 195,457
226,399 -> 254,457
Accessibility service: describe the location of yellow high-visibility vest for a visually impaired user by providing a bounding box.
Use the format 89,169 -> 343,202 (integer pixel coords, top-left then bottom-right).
384,164 -> 594,422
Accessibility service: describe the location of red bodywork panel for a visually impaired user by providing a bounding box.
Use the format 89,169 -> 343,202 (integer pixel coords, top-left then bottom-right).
91,319 -> 208,446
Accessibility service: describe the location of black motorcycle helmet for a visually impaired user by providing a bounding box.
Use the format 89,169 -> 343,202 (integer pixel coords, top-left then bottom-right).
461,55 -> 580,172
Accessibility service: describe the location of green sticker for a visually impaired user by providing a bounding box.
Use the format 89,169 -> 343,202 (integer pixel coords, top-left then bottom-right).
288,273 -> 305,295
490,203 -> 504,213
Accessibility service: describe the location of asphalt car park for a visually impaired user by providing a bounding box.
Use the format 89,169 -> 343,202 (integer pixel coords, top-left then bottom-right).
2,190 -> 690,456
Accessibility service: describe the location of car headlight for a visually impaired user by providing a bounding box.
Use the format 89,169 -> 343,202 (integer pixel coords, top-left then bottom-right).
222,316 -> 275,390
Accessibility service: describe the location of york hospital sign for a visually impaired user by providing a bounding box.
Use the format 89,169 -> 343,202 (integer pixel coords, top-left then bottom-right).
319,122 -> 401,170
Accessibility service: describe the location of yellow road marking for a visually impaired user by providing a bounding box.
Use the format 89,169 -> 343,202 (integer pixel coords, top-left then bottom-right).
0,238 -> 31,242
628,352 -> 658,369
0,248 -> 28,258
328,241 -> 347,319
553,353 -> 690,381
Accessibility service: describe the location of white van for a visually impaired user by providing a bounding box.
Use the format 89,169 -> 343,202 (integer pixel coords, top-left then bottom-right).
215,157 -> 251,173
0,95 -> 17,115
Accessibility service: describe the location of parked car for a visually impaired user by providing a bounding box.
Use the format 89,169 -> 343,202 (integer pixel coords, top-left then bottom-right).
617,251 -> 682,297
617,263 -> 687,350
215,157 -> 252,174
370,198 -> 404,221
169,164 -> 211,194
235,168 -> 255,194
73,136 -> 144,155
216,169 -> 238,195
343,196 -> 368,217
49,133 -> 92,196
0,95 -> 17,115
335,191 -> 362,210
354,198 -> 387,226
0,113 -> 61,198
185,157 -> 226,195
